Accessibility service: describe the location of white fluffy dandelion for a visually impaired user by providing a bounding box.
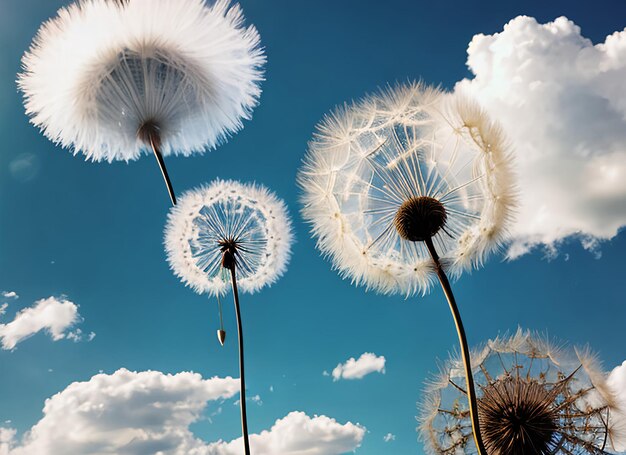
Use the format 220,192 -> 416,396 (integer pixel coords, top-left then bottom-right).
19,0 -> 265,204
165,179 -> 292,297
299,82 -> 517,455
299,82 -> 515,296
164,179 -> 292,455
419,329 -> 623,455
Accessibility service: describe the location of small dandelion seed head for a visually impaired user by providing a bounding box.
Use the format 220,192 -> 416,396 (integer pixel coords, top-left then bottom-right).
164,180 -> 293,297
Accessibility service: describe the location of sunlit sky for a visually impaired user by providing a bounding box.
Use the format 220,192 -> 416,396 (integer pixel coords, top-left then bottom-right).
1,0 -> 625,453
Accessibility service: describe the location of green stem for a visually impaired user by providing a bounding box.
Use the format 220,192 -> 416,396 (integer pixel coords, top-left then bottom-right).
425,237 -> 488,455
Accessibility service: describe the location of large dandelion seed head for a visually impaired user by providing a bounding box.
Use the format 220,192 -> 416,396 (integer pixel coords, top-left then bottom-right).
419,329 -> 622,455
19,0 -> 265,162
164,180 -> 293,297
298,82 -> 516,296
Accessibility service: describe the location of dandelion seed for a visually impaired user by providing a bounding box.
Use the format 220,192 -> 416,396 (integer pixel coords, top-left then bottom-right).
164,179 -> 293,455
19,0 -> 265,205
299,82 -> 517,454
419,329 -> 623,455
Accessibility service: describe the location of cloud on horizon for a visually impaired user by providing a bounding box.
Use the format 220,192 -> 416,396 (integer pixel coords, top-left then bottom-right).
0,369 -> 365,455
455,15 -> 626,259
207,412 -> 365,454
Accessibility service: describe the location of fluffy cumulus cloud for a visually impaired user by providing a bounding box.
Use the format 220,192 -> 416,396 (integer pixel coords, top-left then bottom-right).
607,361 -> 626,451
455,16 -> 626,258
331,352 -> 386,381
0,297 -> 84,350
0,369 -> 365,455
206,412 -> 365,455
0,369 -> 239,455
0,428 -> 16,455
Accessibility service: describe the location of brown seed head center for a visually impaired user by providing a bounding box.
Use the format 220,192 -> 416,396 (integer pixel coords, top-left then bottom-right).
137,120 -> 161,148
478,377 -> 558,455
219,238 -> 238,270
393,196 -> 447,242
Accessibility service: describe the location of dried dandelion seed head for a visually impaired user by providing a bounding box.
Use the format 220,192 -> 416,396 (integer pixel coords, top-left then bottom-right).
164,180 -> 293,297
298,82 -> 516,296
19,0 -> 265,162
394,196 -> 448,242
418,329 -> 620,455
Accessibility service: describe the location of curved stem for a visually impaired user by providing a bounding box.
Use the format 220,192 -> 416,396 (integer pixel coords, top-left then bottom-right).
227,263 -> 251,455
148,135 -> 176,206
425,237 -> 488,455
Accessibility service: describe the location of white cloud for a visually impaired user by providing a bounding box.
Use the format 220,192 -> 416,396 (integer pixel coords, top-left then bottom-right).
0,428 -> 16,455
2,369 -> 239,455
206,412 -> 365,455
607,360 -> 626,451
0,369 -> 365,455
2,292 -> 18,300
0,297 -> 84,350
331,353 -> 386,381
0,305 -> 7,317
455,16 -> 626,258
383,433 -> 395,443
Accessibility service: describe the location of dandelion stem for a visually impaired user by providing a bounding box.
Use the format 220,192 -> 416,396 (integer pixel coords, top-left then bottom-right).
223,250 -> 251,455
149,137 -> 177,206
139,121 -> 176,206
424,237 -> 488,455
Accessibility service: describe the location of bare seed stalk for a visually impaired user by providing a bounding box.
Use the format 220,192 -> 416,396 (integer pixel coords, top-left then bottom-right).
424,237 -> 488,455
139,121 -> 177,206
222,248 -> 251,455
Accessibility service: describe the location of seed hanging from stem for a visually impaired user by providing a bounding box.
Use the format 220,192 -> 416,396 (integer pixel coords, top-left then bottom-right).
216,289 -> 226,346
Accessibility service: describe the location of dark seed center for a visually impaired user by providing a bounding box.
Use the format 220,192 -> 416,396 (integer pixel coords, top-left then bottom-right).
393,196 -> 447,242
219,238 -> 238,270
479,378 -> 558,455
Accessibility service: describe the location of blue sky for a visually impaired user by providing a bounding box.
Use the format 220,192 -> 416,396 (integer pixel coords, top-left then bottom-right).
1,0 -> 625,453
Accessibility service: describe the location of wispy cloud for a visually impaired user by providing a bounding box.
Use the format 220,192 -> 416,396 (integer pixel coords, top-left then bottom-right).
234,394 -> 263,407
330,352 -> 386,381
2,291 -> 18,300
383,433 -> 396,443
0,296 -> 87,350
455,16 -> 626,258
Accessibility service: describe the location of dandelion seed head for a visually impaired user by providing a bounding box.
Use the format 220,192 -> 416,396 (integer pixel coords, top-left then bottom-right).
19,0 -> 265,162
418,329 -> 620,455
299,82 -> 516,296
164,180 -> 293,297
